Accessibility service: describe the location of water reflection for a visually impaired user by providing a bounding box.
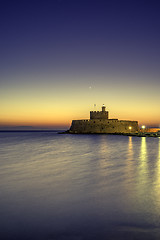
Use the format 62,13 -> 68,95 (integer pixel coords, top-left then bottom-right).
156,137 -> 160,178
1,133 -> 160,239
98,136 -> 110,172
125,137 -> 134,180
137,137 -> 148,196
140,137 -> 147,163
154,138 -> 160,205
158,137 -> 160,159
128,136 -> 133,160
99,136 -> 108,155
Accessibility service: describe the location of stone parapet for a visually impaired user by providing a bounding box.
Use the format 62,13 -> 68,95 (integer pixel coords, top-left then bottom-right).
70,119 -> 139,134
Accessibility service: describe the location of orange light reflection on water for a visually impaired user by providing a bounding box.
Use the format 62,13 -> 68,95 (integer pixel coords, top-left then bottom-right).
136,137 -> 148,199
154,138 -> 160,208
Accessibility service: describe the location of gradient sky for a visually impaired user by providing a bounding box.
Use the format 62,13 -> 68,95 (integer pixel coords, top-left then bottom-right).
1,0 -> 160,129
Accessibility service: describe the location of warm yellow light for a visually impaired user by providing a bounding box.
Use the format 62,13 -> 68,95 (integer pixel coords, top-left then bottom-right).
142,125 -> 146,129
129,126 -> 132,130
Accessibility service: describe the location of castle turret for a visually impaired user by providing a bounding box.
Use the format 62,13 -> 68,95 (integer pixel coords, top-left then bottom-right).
90,104 -> 109,119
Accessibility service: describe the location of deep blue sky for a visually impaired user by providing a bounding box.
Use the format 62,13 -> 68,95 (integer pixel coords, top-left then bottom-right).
1,0 -> 160,79
1,0 -> 160,127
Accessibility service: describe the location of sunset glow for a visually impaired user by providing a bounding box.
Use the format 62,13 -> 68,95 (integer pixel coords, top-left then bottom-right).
1,0 -> 160,129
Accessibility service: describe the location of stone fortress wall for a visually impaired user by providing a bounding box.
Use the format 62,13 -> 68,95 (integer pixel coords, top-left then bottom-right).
90,111 -> 109,119
69,105 -> 139,134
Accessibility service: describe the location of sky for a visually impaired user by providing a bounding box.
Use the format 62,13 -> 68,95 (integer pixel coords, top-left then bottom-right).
0,0 -> 160,129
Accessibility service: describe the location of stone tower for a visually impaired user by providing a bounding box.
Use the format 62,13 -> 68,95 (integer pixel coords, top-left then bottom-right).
90,104 -> 109,119
102,104 -> 106,112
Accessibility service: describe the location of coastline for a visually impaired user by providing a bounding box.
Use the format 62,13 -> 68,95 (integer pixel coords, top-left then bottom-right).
61,130 -> 160,137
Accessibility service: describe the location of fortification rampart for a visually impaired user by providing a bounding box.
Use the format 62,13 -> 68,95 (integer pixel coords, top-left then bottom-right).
90,111 -> 109,119
68,105 -> 139,134
70,119 -> 139,134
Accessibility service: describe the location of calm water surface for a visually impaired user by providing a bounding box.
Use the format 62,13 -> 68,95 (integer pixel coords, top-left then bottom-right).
0,131 -> 160,240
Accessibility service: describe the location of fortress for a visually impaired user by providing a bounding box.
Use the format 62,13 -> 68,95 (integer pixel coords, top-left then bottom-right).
68,105 -> 139,134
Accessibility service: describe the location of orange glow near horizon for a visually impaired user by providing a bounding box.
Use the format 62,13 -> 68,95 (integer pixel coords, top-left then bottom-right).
0,76 -> 160,129
1,1 -> 160,130
0,103 -> 159,128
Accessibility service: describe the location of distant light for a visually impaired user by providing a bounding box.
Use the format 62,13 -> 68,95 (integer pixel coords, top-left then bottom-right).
142,125 -> 146,129
129,126 -> 132,130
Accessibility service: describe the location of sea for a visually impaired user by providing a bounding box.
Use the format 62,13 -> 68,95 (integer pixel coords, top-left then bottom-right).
0,131 -> 160,240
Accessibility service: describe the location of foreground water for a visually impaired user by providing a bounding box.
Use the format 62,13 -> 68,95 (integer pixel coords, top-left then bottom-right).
0,131 -> 160,240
